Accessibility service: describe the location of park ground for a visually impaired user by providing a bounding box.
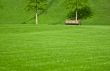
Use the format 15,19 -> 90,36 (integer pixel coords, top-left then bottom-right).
0,24 -> 110,71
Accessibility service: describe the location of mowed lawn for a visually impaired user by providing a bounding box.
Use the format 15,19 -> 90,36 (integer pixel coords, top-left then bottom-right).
0,24 -> 110,71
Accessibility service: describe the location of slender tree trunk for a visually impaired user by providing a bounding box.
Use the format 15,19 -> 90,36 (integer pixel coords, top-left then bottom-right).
36,13 -> 38,24
75,11 -> 78,22
75,0 -> 78,22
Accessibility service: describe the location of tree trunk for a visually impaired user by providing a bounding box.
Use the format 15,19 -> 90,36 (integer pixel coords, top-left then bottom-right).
75,11 -> 78,22
36,13 -> 38,24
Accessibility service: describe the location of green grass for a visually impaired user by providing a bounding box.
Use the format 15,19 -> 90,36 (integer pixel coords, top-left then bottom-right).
0,24 -> 110,71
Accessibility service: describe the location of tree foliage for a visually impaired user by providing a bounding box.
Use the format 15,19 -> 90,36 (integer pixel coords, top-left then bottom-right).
22,0 -> 48,24
26,0 -> 47,14
65,0 -> 92,19
66,0 -> 88,10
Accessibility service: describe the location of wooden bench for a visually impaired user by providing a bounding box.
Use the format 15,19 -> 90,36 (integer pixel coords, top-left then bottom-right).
65,20 -> 80,25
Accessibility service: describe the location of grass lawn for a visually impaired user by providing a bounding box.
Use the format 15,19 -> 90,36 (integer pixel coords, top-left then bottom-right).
0,24 -> 110,71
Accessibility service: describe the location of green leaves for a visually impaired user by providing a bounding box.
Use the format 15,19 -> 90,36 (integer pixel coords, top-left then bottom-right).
65,0 -> 92,19
66,0 -> 88,10
37,0 -> 47,10
26,0 -> 48,13
67,5 -> 92,19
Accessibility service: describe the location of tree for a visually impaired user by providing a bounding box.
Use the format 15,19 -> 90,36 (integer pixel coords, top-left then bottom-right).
65,0 -> 92,20
25,0 -> 47,24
